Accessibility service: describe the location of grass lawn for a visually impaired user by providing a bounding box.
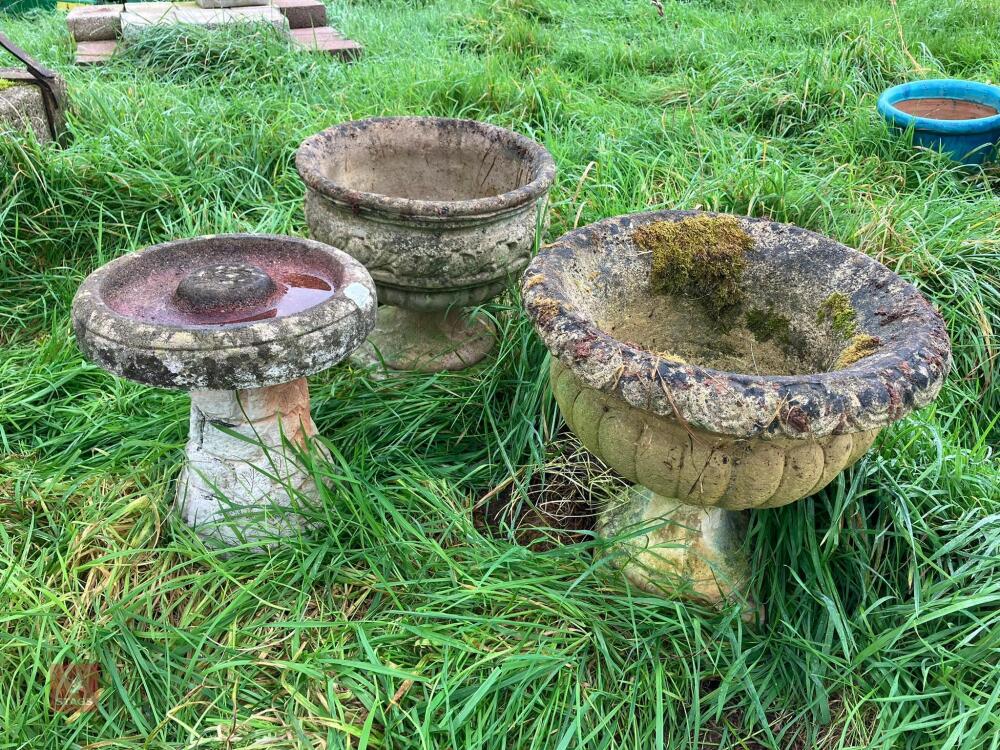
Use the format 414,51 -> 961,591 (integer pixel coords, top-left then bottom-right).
1,0 -> 999,747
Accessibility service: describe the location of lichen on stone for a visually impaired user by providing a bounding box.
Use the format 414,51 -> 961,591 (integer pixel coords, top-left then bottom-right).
745,308 -> 791,345
817,292 -> 857,339
834,334 -> 881,369
634,215 -> 754,320
522,273 -> 546,291
531,295 -> 562,324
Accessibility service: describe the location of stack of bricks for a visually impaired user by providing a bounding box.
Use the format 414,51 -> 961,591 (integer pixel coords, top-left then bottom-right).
67,0 -> 363,65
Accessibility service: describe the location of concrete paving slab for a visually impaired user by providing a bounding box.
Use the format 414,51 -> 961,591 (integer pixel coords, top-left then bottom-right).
120,4 -> 288,38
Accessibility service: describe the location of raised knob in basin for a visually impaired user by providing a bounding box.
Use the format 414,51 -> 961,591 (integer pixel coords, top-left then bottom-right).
174,263 -> 278,314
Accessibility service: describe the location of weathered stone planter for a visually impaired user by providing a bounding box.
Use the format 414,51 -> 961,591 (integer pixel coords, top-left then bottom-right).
522,210 -> 951,606
297,116 -> 555,371
72,234 -> 376,547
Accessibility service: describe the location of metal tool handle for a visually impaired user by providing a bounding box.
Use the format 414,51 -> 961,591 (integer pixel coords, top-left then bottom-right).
0,30 -> 58,81
0,31 -> 63,142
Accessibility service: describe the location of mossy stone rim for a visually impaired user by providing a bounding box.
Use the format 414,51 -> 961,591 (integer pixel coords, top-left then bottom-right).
72,233 -> 377,390
295,116 -> 556,222
522,210 -> 952,440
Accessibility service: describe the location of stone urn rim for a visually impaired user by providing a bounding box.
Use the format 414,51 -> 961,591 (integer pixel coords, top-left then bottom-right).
295,116 -> 557,223
72,233 -> 377,390
522,210 -> 952,441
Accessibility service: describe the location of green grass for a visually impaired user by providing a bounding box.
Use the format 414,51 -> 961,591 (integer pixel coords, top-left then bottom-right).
1,0 -> 999,747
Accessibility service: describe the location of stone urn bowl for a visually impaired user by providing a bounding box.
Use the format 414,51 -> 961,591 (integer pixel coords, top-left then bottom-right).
522,210 -> 951,606
296,116 -> 555,371
72,234 -> 377,548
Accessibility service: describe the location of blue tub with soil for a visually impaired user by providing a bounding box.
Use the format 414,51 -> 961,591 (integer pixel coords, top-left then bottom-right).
878,79 -> 1000,165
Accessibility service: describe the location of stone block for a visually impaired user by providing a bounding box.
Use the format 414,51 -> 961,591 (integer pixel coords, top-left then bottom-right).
1,79 -> 49,141
120,4 -> 288,38
66,4 -> 122,42
196,0 -> 269,7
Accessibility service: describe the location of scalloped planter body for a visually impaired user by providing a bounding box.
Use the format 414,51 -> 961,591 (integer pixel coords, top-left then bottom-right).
297,117 -> 555,371
73,234 -> 377,548
523,211 -> 951,606
878,79 -> 1000,165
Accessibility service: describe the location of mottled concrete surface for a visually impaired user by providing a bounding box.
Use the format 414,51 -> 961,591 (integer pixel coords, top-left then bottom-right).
600,486 -> 749,606
524,209 -> 952,605
523,210 -> 951,441
177,378 -> 328,547
298,117 -> 554,370
366,307 -> 496,371
72,234 -> 377,390
0,70 -> 68,144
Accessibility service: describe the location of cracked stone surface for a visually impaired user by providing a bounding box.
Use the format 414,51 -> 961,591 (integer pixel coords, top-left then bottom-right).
523,209 -> 952,606
297,116 -> 555,371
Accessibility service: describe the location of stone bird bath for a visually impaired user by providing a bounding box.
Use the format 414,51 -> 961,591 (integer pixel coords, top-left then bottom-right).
522,210 -> 951,606
296,116 -> 555,371
72,234 -> 376,547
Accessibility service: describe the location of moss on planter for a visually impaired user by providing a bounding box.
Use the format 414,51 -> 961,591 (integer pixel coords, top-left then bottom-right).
745,308 -> 792,344
634,215 -> 753,320
817,292 -> 857,338
0,79 -> 15,92
834,334 -> 881,369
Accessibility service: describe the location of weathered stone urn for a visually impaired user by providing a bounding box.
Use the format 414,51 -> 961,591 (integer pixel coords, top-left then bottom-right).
522,210 -> 951,606
72,234 -> 376,547
296,116 -> 555,371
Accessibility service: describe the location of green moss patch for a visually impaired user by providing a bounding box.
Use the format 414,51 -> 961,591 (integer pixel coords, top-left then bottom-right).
634,215 -> 754,320
834,334 -> 881,369
745,308 -> 791,345
817,292 -> 857,338
0,79 -> 15,93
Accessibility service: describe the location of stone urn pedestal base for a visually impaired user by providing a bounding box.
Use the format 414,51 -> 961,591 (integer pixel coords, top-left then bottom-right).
365,307 -> 495,371
600,487 -> 749,605
176,378 -> 329,547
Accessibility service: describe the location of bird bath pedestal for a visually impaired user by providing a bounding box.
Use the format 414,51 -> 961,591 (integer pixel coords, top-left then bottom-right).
297,117 -> 555,371
523,211 -> 951,607
73,234 -> 376,547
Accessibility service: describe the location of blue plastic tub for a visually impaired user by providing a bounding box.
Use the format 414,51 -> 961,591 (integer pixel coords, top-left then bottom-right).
877,79 -> 1000,165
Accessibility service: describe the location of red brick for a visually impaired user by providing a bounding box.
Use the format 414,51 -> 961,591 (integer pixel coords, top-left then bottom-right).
272,0 -> 326,29
289,26 -> 362,60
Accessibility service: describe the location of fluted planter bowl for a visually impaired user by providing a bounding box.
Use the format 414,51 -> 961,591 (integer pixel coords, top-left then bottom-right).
297,116 -> 555,371
522,210 -> 951,605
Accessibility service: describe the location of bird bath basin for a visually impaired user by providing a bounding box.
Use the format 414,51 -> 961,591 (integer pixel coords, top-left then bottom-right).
296,116 -> 555,371
522,210 -> 951,607
72,234 -> 377,547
